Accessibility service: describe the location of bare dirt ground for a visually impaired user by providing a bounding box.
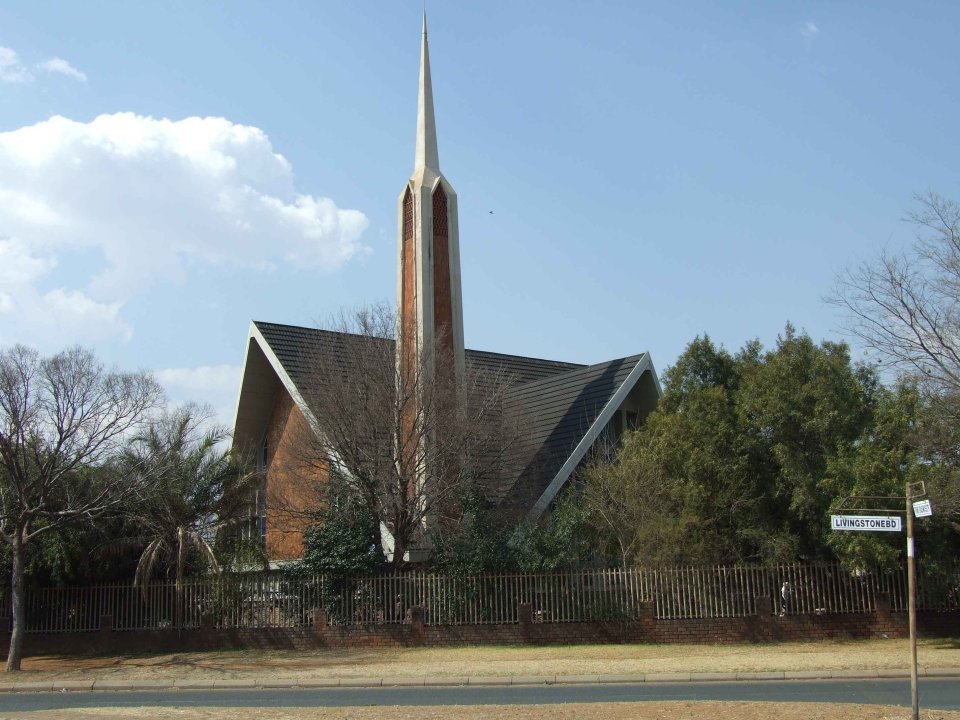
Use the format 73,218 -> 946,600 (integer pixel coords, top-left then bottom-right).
13,638 -> 960,681
4,702 -> 960,720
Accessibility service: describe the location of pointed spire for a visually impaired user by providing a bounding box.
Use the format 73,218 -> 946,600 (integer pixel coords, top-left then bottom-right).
415,11 -> 440,171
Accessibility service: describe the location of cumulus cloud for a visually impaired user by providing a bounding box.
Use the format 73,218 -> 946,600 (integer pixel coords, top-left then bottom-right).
0,47 -> 31,83
38,57 -> 87,82
801,21 -> 820,39
0,113 -> 369,345
156,364 -> 243,429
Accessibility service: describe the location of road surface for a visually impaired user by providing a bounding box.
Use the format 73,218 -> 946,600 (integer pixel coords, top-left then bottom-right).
0,678 -> 957,713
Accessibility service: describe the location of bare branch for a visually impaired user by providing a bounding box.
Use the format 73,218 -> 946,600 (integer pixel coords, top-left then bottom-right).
281,304 -> 519,567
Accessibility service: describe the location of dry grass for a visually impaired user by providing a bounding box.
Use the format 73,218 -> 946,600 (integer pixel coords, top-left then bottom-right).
3,702 -> 960,720
13,637 -> 960,681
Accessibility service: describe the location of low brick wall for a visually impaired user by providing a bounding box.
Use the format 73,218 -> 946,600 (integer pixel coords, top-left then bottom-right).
2,599 -> 956,657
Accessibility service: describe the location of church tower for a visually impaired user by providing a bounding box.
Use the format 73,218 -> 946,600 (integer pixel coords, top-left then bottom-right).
397,14 -> 465,386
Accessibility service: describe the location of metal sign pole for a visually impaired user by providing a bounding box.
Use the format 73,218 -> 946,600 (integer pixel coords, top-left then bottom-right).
906,481 -> 919,720
834,483 -> 930,720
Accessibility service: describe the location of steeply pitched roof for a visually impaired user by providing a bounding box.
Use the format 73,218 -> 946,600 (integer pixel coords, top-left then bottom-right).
235,320 -> 659,521
252,320 -> 583,399
496,354 -> 651,517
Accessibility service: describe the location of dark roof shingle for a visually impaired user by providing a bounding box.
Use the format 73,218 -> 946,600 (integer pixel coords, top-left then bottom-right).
248,320 -> 646,517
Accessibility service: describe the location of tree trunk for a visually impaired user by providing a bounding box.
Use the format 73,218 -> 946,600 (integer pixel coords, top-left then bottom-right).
5,532 -> 25,672
391,533 -> 407,569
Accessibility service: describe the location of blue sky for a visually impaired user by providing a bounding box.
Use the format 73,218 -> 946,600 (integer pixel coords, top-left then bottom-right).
1,2 -> 958,425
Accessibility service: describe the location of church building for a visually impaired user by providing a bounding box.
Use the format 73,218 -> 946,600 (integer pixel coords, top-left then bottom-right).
232,17 -> 662,562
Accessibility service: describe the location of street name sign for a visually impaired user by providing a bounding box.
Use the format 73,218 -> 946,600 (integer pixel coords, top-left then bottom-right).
831,515 -> 902,532
912,500 -> 932,518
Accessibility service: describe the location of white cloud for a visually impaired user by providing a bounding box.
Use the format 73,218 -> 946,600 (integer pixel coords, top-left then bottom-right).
156,364 -> 243,396
0,113 -> 369,345
800,21 -> 820,39
0,236 -> 132,344
0,47 -> 32,83
0,48 -> 87,83
38,57 -> 87,82
156,364 -> 243,429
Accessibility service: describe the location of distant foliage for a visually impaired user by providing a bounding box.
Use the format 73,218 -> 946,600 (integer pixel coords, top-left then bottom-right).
582,326 -> 956,569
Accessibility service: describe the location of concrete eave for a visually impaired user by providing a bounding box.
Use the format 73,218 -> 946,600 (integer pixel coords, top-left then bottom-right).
231,322 -> 321,454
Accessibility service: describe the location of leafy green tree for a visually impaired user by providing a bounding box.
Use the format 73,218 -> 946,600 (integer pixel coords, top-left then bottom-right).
824,384 -> 917,568
737,325 -> 876,560
585,328 -> 890,567
658,335 -> 742,413
430,489 -> 514,574
512,488 -> 595,571
296,499 -> 384,577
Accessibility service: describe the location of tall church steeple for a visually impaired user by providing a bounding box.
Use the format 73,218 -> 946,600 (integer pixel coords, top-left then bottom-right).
415,12 -> 439,173
397,13 -> 465,386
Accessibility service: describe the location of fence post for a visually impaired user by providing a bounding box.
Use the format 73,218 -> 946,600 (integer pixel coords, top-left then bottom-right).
518,602 -> 532,640
313,609 -> 327,636
409,606 -> 425,646
99,614 -> 114,634
874,592 -> 895,636
637,600 -> 655,628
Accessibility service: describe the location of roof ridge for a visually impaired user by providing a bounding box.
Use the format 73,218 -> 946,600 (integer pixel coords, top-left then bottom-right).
504,352 -> 648,393
253,321 -> 608,368
253,320 -> 392,344
464,348 -> 585,368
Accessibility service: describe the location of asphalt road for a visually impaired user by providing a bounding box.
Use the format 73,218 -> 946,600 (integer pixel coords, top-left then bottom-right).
0,679 -> 958,712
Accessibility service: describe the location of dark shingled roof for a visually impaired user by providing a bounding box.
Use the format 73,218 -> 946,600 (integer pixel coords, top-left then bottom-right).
496,354 -> 646,516
247,320 -> 648,518
253,320 -> 583,401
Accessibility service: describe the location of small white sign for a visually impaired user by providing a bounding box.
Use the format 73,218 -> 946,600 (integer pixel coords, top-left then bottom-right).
831,515 -> 902,532
913,500 -> 932,518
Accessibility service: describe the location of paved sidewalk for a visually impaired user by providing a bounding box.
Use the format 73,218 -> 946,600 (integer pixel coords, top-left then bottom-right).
0,667 -> 957,693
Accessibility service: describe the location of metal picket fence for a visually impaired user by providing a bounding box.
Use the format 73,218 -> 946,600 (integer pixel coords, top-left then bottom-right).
0,562 -> 956,633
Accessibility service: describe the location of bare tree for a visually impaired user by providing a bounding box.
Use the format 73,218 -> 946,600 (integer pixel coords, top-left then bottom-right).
293,304 -> 518,567
831,192 -> 960,529
0,345 -> 163,671
831,193 -> 960,395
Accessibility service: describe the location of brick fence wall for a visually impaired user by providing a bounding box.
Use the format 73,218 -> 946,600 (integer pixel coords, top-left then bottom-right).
2,595 -> 956,657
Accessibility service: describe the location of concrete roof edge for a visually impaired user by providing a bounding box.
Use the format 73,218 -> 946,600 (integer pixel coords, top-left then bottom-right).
243,322 -> 321,434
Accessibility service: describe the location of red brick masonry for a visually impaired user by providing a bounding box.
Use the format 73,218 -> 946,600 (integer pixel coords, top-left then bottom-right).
2,595 -> 957,656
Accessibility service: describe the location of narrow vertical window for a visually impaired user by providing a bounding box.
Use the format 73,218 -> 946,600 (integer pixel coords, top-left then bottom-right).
432,184 -> 453,363
401,186 -> 416,375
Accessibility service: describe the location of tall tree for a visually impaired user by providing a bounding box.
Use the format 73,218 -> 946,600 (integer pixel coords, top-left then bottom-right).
584,329 -> 881,566
0,345 -> 162,671
737,326 -> 875,560
831,192 -> 960,532
292,304 -> 518,567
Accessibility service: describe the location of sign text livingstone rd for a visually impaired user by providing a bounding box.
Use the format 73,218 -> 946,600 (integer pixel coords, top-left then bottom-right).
830,515 -> 902,532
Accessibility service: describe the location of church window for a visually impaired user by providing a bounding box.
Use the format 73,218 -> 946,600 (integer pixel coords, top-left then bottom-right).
401,186 -> 416,374
432,185 -> 453,358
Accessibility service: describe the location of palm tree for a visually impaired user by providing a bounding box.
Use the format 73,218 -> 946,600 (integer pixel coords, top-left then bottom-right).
122,406 -> 262,618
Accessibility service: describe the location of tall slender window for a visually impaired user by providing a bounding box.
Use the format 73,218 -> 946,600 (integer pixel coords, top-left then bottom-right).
401,186 -> 416,374
432,184 -> 453,363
